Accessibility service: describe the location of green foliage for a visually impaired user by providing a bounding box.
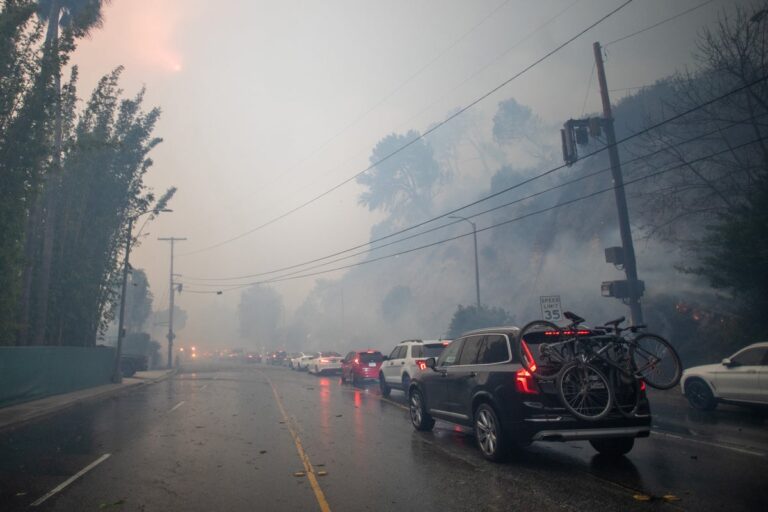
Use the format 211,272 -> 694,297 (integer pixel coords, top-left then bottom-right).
447,304 -> 513,339
691,179 -> 768,334
0,1 -> 49,344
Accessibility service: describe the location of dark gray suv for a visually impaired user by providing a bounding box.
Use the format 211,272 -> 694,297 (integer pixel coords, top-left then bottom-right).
409,327 -> 651,461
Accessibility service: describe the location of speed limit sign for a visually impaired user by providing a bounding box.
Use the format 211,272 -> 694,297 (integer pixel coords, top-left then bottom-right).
539,295 -> 563,323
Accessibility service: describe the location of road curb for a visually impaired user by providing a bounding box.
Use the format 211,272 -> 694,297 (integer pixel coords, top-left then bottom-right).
0,369 -> 177,434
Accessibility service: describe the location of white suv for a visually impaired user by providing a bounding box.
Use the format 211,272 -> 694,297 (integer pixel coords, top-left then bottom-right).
681,342 -> 768,410
379,340 -> 450,397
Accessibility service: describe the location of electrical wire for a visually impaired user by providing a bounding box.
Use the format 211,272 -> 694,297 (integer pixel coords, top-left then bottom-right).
179,116 -> 762,289
605,0 -> 719,46
179,1 -> 633,257
182,72 -> 768,283
213,135 -> 766,291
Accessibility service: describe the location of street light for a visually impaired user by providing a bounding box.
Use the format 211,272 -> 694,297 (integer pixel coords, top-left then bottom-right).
112,208 -> 173,383
449,215 -> 481,309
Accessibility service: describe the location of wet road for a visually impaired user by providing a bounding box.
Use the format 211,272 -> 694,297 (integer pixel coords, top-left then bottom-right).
1,363 -> 766,512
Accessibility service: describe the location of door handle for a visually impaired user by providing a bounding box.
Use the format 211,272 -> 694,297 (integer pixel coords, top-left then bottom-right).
469,371 -> 477,377
400,361 -> 405,365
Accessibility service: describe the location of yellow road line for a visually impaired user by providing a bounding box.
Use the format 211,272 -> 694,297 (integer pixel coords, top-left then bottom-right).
265,375 -> 332,512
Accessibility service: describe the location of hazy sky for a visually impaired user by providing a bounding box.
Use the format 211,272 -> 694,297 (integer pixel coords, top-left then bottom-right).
69,0 -> 748,347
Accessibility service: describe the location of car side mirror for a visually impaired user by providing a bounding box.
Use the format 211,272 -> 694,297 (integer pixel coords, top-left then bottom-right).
426,357 -> 437,370
382,356 -> 389,361
722,358 -> 736,367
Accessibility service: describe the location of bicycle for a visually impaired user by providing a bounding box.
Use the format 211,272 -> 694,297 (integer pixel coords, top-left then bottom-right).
516,312 -> 682,421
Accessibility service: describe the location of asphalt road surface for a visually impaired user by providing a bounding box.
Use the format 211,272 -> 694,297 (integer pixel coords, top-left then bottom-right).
1,362 -> 766,511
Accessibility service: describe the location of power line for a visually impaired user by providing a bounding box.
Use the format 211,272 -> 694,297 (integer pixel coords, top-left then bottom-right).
605,0 -> 719,46
180,115 -> 760,289
179,1 -> 633,257
219,135 -> 765,290
246,0 -> 515,212
182,73 -> 768,283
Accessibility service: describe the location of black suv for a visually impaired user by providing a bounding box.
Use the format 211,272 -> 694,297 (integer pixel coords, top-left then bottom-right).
409,327 -> 651,461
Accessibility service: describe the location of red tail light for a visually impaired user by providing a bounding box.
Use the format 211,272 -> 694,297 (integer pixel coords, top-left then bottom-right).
640,379 -> 646,391
320,358 -> 330,363
416,360 -> 427,370
515,369 -> 538,394
353,358 -> 359,365
520,340 -> 537,373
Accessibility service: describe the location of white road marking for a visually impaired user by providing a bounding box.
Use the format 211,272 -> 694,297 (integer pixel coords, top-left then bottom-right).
169,401 -> 186,412
30,453 -> 111,506
652,429 -> 766,457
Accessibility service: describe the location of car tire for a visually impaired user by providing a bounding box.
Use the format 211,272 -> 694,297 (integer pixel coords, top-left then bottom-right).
685,378 -> 717,411
314,365 -> 319,375
474,403 -> 508,462
380,374 -> 391,398
401,374 -> 411,394
340,372 -> 347,384
352,374 -> 360,387
589,437 -> 635,456
409,388 -> 435,431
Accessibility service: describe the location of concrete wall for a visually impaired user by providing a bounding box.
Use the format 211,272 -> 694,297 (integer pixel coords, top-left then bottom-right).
0,346 -> 115,408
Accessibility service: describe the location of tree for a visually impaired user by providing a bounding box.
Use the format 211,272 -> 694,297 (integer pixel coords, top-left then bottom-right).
0,1 -> 48,344
635,1 -> 768,243
447,304 -> 513,339
33,67 -> 164,345
691,177 -> 768,336
357,130 -> 442,224
29,0 -> 111,344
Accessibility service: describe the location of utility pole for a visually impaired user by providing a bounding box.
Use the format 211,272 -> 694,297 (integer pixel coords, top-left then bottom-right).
593,41 -> 643,324
559,43 -> 644,324
158,237 -> 186,368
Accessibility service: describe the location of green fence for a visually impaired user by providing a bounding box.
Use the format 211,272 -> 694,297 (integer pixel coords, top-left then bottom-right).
0,346 -> 115,408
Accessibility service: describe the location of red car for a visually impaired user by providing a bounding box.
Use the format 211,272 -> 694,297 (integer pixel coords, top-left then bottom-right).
341,350 -> 384,385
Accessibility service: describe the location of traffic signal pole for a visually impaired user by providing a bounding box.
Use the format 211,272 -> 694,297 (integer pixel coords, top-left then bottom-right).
593,41 -> 643,324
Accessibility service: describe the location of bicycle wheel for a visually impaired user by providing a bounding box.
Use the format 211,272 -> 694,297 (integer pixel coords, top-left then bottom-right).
517,320 -> 561,378
610,367 -> 641,418
557,361 -> 613,421
630,334 -> 682,390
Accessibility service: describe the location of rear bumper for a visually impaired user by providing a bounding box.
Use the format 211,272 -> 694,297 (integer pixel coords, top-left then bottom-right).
531,425 -> 650,442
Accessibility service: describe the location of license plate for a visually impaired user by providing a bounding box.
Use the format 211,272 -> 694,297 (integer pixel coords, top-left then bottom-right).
368,362 -> 376,367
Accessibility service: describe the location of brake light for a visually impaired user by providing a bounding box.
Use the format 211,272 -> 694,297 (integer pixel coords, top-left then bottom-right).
353,358 -> 359,364
320,358 -> 330,363
640,380 -> 646,391
548,329 -> 592,336
442,342 -> 450,346
520,340 -> 537,373
515,369 -> 538,394
416,360 -> 427,370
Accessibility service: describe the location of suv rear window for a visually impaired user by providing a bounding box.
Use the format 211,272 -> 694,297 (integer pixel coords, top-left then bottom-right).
359,352 -> 383,363
413,343 -> 447,359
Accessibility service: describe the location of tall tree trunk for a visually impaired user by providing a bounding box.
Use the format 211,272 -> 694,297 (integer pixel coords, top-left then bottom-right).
17,197 -> 42,346
32,1 -> 61,345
